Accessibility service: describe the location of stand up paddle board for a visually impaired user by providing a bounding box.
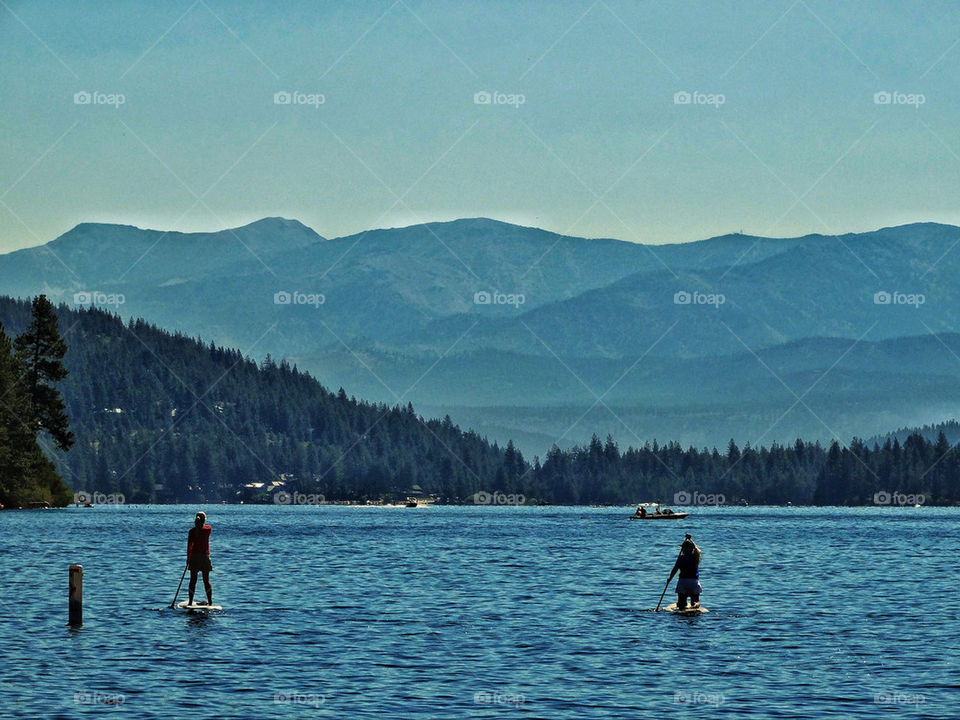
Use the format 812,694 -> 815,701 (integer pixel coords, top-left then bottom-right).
176,600 -> 222,612
664,603 -> 708,616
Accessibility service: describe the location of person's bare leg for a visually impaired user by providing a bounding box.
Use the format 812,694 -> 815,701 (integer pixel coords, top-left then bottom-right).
677,593 -> 687,610
188,568 -> 198,604
202,570 -> 212,605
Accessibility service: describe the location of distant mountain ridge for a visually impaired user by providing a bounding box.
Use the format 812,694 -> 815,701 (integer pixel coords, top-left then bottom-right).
0,217 -> 324,298
1,217 -> 958,455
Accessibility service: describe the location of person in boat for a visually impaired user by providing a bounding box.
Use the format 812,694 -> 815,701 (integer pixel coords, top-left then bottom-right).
186,511 -> 213,606
636,506 -> 647,517
667,535 -> 701,610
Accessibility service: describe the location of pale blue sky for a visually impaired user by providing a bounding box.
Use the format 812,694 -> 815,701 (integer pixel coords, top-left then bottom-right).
1,0 -> 958,251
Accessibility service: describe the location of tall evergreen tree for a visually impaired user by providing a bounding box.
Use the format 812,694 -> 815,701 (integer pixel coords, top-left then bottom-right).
0,321 -> 71,507
14,295 -> 74,451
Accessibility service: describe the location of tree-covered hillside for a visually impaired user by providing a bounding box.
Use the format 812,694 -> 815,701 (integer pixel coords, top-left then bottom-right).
0,298 -> 518,504
2,296 -> 958,507
867,419 -> 960,447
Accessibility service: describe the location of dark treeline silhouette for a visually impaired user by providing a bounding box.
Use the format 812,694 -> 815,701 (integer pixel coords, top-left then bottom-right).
1,297 -> 957,507
866,419 -> 960,447
530,433 -> 958,506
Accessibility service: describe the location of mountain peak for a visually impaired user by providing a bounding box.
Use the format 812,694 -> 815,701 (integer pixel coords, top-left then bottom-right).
435,217 -> 528,230
235,217 -> 318,235
68,221 -> 141,234
49,222 -> 159,249
383,217 -> 545,235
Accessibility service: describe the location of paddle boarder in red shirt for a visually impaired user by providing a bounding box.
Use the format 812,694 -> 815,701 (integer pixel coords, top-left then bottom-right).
187,511 -> 213,606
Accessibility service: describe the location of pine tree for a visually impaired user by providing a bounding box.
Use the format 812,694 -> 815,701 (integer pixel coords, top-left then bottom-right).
0,321 -> 72,507
14,295 -> 74,451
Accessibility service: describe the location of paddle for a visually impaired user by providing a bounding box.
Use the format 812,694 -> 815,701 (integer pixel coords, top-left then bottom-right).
655,534 -> 691,611
169,564 -> 188,609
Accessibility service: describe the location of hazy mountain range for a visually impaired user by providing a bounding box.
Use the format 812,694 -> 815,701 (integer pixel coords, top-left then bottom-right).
2,217 -> 958,456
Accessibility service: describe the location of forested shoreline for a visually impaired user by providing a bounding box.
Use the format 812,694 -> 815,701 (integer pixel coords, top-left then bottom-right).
1,297 -> 958,508
529,432 -> 955,506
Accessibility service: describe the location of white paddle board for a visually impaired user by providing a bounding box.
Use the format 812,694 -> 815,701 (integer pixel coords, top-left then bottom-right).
664,603 -> 708,616
176,600 -> 222,611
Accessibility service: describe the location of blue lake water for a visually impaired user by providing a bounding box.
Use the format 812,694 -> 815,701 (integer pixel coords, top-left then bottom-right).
1,505 -> 957,718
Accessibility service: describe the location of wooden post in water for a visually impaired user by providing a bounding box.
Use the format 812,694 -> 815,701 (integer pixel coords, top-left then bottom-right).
69,564 -> 83,627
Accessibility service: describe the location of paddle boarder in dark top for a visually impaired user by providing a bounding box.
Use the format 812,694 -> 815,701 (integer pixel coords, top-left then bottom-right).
667,535 -> 701,610
187,511 -> 213,606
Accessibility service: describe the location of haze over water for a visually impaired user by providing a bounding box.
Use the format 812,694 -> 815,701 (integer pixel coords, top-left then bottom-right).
2,505 -> 955,718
